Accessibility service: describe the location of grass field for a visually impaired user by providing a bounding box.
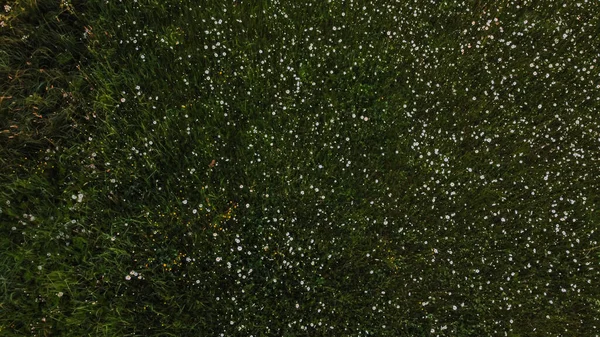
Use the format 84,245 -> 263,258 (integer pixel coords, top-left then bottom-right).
1,0 -> 600,336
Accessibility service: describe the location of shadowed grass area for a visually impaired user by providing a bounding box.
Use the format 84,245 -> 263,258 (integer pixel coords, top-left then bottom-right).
2,0 -> 600,336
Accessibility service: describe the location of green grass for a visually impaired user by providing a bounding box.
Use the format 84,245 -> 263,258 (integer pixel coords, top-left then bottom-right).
1,0 -> 600,336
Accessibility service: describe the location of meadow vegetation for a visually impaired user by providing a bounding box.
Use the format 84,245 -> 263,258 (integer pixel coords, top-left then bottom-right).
1,0 -> 600,336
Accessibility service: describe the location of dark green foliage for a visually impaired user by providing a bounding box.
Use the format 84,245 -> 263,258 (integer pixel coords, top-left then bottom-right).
2,0 -> 600,336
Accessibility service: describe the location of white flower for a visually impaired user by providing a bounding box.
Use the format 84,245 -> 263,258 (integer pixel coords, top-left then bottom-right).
125,275 -> 131,280
216,257 -> 222,262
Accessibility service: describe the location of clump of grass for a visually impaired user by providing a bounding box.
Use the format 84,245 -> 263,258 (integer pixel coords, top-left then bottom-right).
0,0 -> 109,335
